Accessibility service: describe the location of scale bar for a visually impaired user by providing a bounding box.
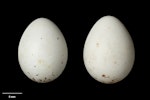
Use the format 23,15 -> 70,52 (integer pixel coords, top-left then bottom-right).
2,92 -> 23,94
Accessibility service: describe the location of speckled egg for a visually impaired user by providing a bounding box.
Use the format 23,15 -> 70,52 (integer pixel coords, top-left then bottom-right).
83,15 -> 135,84
18,18 -> 68,83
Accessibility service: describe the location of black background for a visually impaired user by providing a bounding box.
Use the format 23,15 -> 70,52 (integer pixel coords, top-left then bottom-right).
1,1 -> 149,99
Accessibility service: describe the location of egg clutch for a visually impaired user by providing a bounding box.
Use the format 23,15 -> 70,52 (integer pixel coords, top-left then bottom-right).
18,16 -> 135,84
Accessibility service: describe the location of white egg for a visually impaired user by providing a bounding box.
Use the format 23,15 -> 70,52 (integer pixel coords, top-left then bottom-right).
18,18 -> 68,83
83,15 -> 135,84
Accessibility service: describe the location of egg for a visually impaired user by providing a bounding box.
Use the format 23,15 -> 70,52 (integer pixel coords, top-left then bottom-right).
18,18 -> 68,83
83,15 -> 135,84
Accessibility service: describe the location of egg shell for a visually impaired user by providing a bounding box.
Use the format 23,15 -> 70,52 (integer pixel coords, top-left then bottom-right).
18,18 -> 68,83
83,15 -> 135,84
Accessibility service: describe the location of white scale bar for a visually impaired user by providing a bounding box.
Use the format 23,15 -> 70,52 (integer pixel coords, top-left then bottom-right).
2,92 -> 23,94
